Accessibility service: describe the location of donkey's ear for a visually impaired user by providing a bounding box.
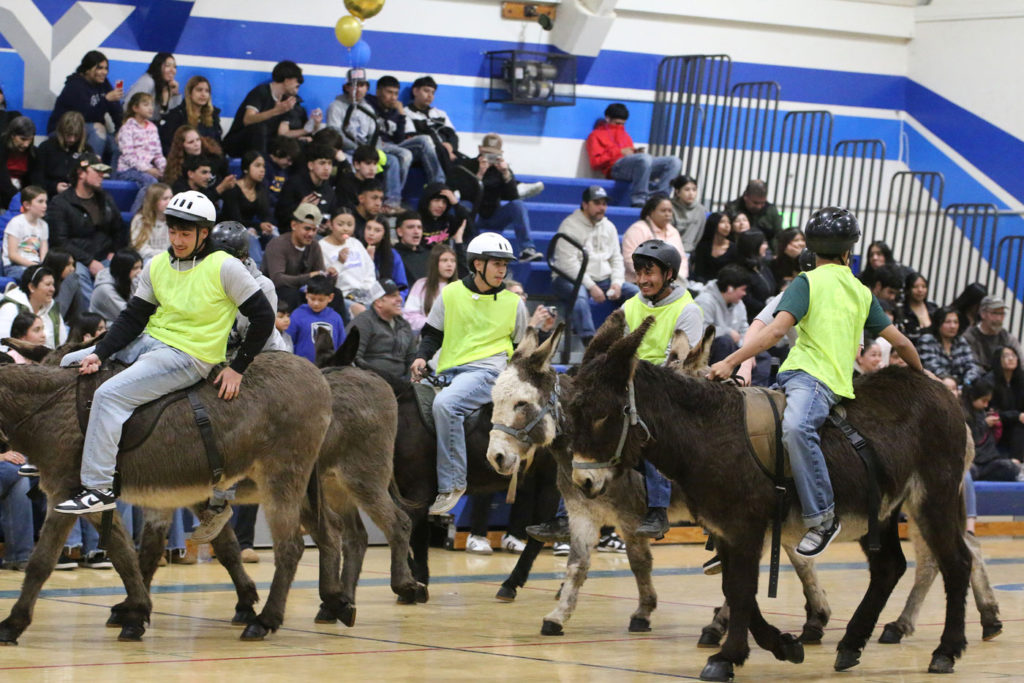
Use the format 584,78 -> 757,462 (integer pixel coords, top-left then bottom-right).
605,315 -> 655,377
685,324 -> 716,373
1,337 -> 53,363
512,326 -> 540,361
583,309 -> 626,365
528,321 -> 565,370
322,327 -> 359,367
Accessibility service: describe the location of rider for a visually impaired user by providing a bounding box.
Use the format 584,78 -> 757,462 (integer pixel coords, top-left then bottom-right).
709,207 -> 922,557
410,232 -> 529,514
54,191 -> 275,545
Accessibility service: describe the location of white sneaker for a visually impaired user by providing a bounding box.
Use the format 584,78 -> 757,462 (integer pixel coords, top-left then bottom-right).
428,488 -> 466,515
465,534 -> 493,555
552,542 -> 569,556
517,181 -> 544,200
501,533 -> 526,554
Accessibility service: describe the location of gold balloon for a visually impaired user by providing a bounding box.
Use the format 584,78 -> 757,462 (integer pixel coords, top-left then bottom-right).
344,0 -> 384,21
334,15 -> 362,48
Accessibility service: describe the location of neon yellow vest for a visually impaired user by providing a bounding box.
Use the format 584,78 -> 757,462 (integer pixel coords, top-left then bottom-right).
779,264 -> 872,399
437,280 -> 518,372
145,250 -> 237,364
623,290 -> 695,365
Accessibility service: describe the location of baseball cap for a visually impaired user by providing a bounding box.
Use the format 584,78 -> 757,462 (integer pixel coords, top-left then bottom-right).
362,278 -> 402,305
582,185 -> 609,202
980,296 -> 1007,312
292,202 -> 323,225
346,68 -> 368,85
479,133 -> 503,155
72,152 -> 111,178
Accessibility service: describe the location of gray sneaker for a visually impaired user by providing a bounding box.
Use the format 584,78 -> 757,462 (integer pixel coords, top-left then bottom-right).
191,503 -> 233,543
428,489 -> 466,515
796,518 -> 842,558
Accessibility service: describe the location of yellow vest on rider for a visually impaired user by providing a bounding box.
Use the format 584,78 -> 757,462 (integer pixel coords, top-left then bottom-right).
779,264 -> 871,399
623,290 -> 694,365
145,250 -> 237,364
437,280 -> 519,372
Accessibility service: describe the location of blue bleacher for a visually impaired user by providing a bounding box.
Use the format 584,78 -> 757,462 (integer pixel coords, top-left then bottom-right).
975,481 -> 1024,516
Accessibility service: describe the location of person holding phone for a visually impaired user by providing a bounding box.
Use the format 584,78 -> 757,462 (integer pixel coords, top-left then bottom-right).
223,60 -> 308,157
46,50 -> 124,162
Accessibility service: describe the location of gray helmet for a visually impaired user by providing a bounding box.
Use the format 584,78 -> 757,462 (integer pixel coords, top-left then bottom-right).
210,221 -> 250,259
632,239 -> 681,280
804,206 -> 860,257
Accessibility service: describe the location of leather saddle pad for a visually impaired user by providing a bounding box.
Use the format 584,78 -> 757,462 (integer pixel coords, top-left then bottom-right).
738,386 -> 791,480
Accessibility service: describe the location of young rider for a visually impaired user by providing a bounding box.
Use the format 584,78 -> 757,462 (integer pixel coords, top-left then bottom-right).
410,232 -> 529,514
708,207 -> 922,557
54,190 -> 275,543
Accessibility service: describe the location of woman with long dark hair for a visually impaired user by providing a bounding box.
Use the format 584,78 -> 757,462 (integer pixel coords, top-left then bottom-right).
735,229 -> 777,321
987,345 -> 1024,458
46,50 -> 123,160
403,243 -> 457,333
124,52 -> 181,122
669,174 -> 706,252
0,116 -> 42,208
902,271 -> 937,340
89,248 -> 142,323
770,227 -> 806,285
857,240 -> 894,286
951,282 -> 987,335
690,212 -> 736,284
917,305 -> 982,388
221,151 -> 274,238
41,250 -> 79,320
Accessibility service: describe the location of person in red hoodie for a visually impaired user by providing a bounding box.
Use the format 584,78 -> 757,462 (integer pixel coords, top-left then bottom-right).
586,103 -> 682,208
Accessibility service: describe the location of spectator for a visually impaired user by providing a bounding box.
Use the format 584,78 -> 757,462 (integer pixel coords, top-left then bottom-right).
275,144 -> 336,230
863,263 -> 902,304
857,240 -> 895,287
3,185 -> 49,281
71,310 -> 107,343
416,182 -> 467,247
585,103 -> 681,208
1,116 -> 42,209
89,248 -> 142,324
963,296 -> 1024,373
320,208 -> 372,316
669,174 -> 705,253
855,337 -> 884,376
347,278 -> 416,386
261,202 -> 325,309
694,264 -> 751,363
361,217 -> 407,291
0,265 -> 67,348
951,282 -> 987,336
265,136 -> 300,211
394,211 -> 429,283
224,60 -> 311,156
353,178 -> 384,239
130,182 -> 171,261
723,179 -> 783,244
6,310 -> 45,361
275,300 -> 294,353
46,51 -> 122,161
163,125 -> 232,195
729,210 -> 751,237
622,194 -> 687,284
457,133 -> 542,262
690,212 -> 736,284
335,144 -> 378,210
36,111 -> 87,197
917,306 -> 982,388
326,68 -> 377,154
114,93 -> 166,207
46,153 -> 124,303
405,76 -> 461,173
285,274 -> 344,364
368,74 -> 446,187
550,185 -> 639,344
42,250 -> 80,321
171,154 -> 223,203
221,151 -> 276,246
158,75 -> 221,153
770,228 -> 806,286
404,243 -> 456,334
964,376 -> 1024,482
0,448 -> 34,571
735,230 -> 777,322
901,271 -> 937,342
124,52 -> 181,123
988,345 -> 1024,459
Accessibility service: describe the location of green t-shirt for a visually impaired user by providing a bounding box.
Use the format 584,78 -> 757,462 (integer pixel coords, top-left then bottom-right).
777,273 -> 892,336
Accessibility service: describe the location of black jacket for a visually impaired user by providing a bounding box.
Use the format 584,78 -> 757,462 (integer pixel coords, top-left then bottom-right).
46,187 -> 125,264
455,158 -> 518,220
158,102 -> 223,154
275,171 -> 336,231
35,137 -> 81,196
46,73 -> 122,132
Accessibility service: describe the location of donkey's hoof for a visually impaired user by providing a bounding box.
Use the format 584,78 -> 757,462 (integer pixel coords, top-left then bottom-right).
240,621 -> 270,641
697,627 -> 722,648
928,653 -> 955,674
628,617 -> 651,633
835,647 -> 861,671
396,586 -> 418,605
117,623 -> 145,642
496,584 -> 517,602
0,620 -> 20,646
541,620 -> 564,636
982,620 -> 1002,641
233,606 -> 258,626
339,604 -> 357,628
699,659 -> 734,681
878,623 -> 904,644
799,625 -> 824,645
106,611 -> 124,627
415,583 -> 429,604
779,633 -> 804,664
314,606 -> 338,624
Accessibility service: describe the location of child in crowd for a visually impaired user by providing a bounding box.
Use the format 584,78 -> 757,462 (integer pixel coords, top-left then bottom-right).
130,182 -> 171,261
964,376 -> 1024,482
403,243 -> 456,334
3,185 -> 48,281
286,274 -> 345,363
73,310 -> 107,342
115,93 -> 166,212
275,300 -> 293,353
322,208 -> 375,315
4,311 -> 45,363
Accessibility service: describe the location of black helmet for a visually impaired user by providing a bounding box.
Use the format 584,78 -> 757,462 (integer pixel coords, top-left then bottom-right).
804,206 -> 860,257
797,248 -> 817,272
210,221 -> 250,259
632,239 -> 681,281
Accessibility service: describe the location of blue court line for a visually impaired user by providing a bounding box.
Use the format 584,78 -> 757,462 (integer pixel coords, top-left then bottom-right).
5,555 -> 1024,601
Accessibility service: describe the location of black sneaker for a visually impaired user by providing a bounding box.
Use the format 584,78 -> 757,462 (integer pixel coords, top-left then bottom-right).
796,518 -> 842,558
525,516 -> 571,542
53,487 -> 117,514
635,507 -> 670,539
80,550 -> 113,569
17,464 -> 39,477
518,247 -> 544,263
597,531 -> 627,553
55,551 -> 78,570
702,554 -> 722,575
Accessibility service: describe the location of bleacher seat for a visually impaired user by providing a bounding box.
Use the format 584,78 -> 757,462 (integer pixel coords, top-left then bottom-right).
975,481 -> 1024,516
103,179 -> 139,213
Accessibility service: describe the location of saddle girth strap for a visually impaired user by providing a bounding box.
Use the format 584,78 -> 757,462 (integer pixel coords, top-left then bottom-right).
187,391 -> 224,486
97,474 -> 121,551
828,412 -> 881,552
761,387 -> 787,599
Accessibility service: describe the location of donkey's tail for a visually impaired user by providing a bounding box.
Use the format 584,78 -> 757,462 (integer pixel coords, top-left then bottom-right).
306,464 -> 323,525
389,477 -> 423,510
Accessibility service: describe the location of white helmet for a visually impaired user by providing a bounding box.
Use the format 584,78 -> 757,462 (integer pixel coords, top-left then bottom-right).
165,190 -> 217,227
466,232 -> 517,262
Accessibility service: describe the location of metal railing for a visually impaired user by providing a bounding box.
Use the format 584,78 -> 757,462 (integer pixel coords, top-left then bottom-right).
830,139 -> 886,247
772,110 -> 833,230
545,233 -> 590,364
709,81 -> 779,211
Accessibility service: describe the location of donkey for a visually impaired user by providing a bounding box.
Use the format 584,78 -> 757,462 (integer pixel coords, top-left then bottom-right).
0,351 -> 333,644
487,319 -> 831,642
566,317 -> 972,681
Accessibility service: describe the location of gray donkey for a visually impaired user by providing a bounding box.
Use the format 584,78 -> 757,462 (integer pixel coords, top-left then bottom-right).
0,350 -> 332,644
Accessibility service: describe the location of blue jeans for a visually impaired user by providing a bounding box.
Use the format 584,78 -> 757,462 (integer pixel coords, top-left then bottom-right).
75,261 -> 96,308
433,365 -> 500,493
61,334 -> 205,489
778,369 -> 839,527
643,460 -> 672,508
382,135 -> 445,188
551,277 -> 640,339
4,265 -> 25,282
963,470 -> 976,519
610,153 -> 683,207
474,199 -> 535,252
383,152 -> 403,206
86,122 -> 119,165
0,461 -> 33,563
65,501 -> 135,552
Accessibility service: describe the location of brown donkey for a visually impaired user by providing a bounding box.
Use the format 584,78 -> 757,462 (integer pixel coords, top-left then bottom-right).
0,351 -> 332,643
565,318 -> 972,681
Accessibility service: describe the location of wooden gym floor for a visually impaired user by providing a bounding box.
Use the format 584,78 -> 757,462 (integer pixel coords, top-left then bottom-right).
1,538 -> 1022,681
